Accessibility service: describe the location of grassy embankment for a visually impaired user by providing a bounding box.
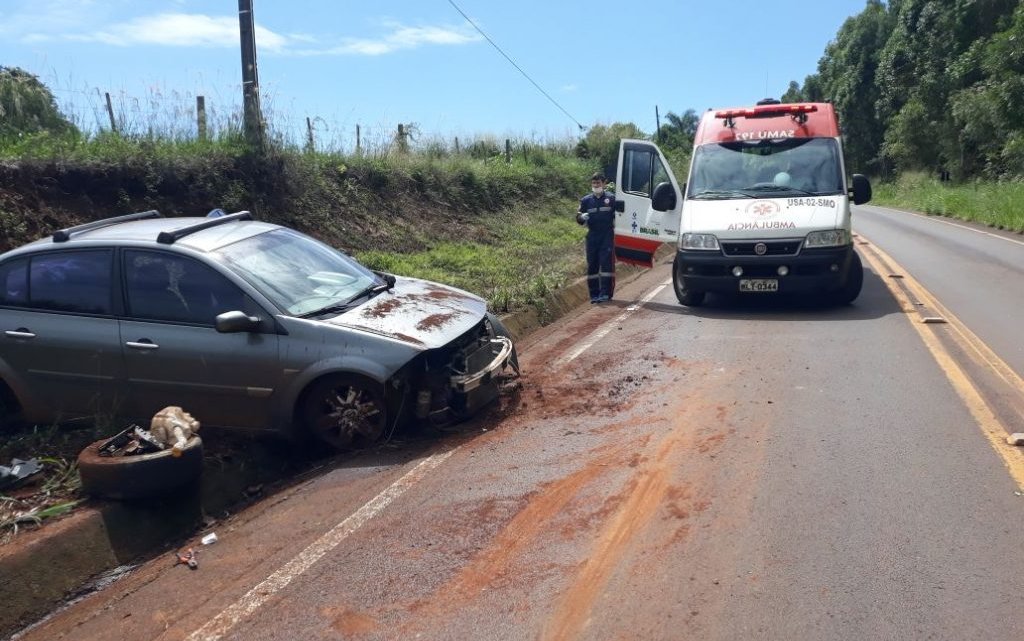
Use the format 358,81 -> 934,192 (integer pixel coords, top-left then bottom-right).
873,172 -> 1024,233
0,132 -> 596,314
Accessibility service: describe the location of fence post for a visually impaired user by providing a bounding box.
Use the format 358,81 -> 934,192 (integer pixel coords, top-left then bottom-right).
505,139 -> 511,163
397,124 -> 409,153
454,136 -> 460,154
104,92 -> 118,134
356,124 -> 361,155
196,96 -> 207,141
306,117 -> 315,152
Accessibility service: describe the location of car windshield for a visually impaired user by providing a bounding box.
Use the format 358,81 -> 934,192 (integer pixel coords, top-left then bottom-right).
687,137 -> 844,199
214,228 -> 378,316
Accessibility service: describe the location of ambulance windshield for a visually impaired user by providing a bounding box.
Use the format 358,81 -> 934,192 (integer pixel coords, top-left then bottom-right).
688,138 -> 843,199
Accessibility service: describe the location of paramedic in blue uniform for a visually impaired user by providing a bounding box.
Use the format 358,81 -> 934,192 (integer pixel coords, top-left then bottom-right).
576,172 -> 616,303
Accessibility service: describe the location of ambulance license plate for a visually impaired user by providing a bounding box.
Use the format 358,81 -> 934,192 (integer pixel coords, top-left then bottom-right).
739,279 -> 778,293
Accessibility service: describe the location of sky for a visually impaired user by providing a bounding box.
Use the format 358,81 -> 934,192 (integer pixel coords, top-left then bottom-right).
0,0 -> 872,150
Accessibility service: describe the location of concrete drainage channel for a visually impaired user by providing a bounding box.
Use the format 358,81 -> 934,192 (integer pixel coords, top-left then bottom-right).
0,248 -> 672,638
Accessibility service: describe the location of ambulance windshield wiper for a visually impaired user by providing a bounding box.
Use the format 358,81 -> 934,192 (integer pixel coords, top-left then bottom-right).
690,189 -> 754,200
742,185 -> 817,196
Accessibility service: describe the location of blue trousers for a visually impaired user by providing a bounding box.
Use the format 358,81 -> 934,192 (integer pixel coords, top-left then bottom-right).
586,229 -> 615,299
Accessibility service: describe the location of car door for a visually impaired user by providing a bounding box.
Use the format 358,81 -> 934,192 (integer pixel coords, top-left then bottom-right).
0,250 -> 125,422
614,139 -> 684,267
119,249 -> 281,430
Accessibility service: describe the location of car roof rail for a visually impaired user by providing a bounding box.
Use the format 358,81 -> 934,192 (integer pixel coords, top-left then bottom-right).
156,211 -> 253,245
52,210 -> 163,243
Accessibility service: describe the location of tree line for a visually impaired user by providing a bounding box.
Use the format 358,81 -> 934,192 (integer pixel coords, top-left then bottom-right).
781,0 -> 1024,180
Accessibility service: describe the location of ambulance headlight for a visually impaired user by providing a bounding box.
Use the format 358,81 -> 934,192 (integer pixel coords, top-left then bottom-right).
680,233 -> 720,251
804,230 -> 849,248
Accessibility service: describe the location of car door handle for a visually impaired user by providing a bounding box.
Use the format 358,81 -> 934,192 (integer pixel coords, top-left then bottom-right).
5,329 -> 36,339
126,340 -> 160,351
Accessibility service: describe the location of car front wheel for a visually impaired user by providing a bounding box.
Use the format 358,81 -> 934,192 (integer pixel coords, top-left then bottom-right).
300,375 -> 387,450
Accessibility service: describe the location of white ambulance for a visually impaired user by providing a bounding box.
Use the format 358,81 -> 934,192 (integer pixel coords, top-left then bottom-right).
612,99 -> 872,306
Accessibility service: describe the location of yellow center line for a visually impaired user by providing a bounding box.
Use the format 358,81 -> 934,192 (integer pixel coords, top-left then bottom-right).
858,236 -> 1024,490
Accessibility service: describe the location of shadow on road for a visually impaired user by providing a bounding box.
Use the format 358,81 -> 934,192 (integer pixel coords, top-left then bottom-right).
621,265 -> 904,322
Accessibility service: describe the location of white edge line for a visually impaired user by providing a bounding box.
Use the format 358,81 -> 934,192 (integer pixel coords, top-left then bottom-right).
184,448 -> 457,641
865,204 -> 1024,248
556,278 -> 672,367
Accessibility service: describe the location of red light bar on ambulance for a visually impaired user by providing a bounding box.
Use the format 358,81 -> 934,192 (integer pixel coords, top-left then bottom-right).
714,103 -> 819,120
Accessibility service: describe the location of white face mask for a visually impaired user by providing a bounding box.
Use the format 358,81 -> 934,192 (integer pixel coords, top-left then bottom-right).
592,186 -> 604,194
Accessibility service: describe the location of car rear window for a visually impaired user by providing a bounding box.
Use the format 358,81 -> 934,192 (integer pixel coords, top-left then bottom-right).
0,258 -> 28,306
26,251 -> 114,315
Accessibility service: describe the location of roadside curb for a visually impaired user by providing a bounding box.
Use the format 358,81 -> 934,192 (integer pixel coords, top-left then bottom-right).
0,243 -> 677,639
0,509 -> 115,637
500,243 -> 675,341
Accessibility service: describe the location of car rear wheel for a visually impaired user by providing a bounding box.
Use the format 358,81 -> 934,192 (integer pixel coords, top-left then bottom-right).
672,258 -> 706,306
301,375 -> 387,450
0,382 -> 21,432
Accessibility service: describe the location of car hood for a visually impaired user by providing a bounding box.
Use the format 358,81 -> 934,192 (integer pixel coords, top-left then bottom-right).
326,277 -> 487,348
683,196 -> 845,239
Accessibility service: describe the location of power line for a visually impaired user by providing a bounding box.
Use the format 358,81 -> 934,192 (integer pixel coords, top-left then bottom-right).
445,0 -> 585,131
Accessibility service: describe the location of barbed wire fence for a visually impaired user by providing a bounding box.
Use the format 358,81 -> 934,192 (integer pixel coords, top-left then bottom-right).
45,84 -> 581,162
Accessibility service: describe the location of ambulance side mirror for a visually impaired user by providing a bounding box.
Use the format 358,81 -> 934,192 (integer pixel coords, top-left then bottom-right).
850,174 -> 872,205
651,182 -> 677,212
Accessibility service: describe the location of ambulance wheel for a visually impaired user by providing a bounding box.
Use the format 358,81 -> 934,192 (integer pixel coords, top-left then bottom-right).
833,251 -> 864,305
672,259 -> 705,306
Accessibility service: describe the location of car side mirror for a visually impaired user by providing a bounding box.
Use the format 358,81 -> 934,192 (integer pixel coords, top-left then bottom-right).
850,174 -> 872,205
216,310 -> 261,333
651,182 -> 677,212
614,200 -> 625,213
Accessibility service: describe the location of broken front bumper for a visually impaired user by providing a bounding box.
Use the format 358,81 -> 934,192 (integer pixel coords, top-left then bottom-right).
450,337 -> 515,393
421,336 -> 517,426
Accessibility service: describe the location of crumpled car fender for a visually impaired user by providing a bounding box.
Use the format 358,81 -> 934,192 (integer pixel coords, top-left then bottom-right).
277,352 -> 420,432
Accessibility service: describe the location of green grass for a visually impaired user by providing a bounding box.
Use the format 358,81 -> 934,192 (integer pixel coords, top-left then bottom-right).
357,202 -> 586,314
873,172 -> 1024,232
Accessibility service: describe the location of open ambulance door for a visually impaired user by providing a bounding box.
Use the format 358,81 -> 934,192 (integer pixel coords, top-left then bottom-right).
613,139 -> 683,268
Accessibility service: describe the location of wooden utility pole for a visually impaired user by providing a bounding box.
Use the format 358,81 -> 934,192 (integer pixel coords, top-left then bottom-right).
356,124 -> 361,155
306,117 -> 314,151
454,137 -> 460,154
104,92 -> 117,133
655,105 -> 662,143
238,0 -> 263,147
505,139 -> 511,163
196,96 -> 207,141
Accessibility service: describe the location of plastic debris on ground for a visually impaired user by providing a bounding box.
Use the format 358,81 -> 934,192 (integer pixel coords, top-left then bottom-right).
96,407 -> 202,458
0,458 -> 43,490
174,548 -> 198,570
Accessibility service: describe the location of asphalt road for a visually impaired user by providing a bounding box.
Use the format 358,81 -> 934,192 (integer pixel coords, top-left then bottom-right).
16,205 -> 1024,641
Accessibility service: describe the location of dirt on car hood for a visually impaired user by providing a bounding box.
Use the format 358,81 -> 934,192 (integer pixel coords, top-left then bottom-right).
327,277 -> 488,348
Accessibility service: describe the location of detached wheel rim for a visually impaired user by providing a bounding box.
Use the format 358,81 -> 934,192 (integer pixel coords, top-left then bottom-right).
310,381 -> 385,449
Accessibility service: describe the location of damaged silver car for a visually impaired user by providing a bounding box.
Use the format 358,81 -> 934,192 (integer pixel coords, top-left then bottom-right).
0,211 -> 518,449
